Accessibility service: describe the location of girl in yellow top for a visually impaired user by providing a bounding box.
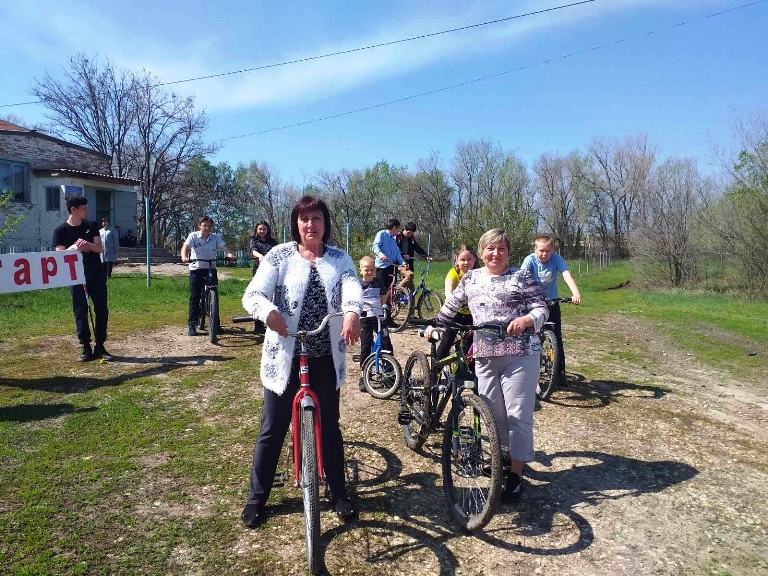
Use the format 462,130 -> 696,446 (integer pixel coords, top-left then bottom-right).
436,245 -> 478,361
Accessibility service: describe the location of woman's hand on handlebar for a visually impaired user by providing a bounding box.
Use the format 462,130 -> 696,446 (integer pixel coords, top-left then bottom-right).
506,315 -> 533,336
341,312 -> 361,346
266,310 -> 288,337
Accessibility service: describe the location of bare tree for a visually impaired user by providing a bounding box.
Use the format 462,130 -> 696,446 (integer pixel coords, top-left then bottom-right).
578,135 -> 655,256
31,54 -> 216,247
708,110 -> 768,292
31,54 -> 137,177
532,151 -> 589,257
451,139 -> 536,259
632,158 -> 709,286
401,152 -> 453,257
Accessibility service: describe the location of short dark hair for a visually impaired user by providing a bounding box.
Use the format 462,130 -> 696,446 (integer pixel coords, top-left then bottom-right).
404,221 -> 417,232
386,218 -> 401,231
101,217 -> 109,223
66,194 -> 87,214
198,215 -> 214,226
291,196 -> 331,244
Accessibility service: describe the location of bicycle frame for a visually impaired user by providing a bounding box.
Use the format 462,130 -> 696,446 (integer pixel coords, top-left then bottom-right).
287,311 -> 344,485
291,338 -> 325,486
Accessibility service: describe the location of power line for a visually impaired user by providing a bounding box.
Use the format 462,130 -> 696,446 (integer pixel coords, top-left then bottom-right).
215,0 -> 768,143
159,0 -> 598,87
0,0 -> 596,109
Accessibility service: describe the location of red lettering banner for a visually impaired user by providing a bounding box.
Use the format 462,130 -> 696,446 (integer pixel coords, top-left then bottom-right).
0,251 -> 85,294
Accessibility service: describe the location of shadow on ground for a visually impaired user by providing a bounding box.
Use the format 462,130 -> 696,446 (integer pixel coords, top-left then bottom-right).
0,354 -> 233,396
539,371 -> 667,410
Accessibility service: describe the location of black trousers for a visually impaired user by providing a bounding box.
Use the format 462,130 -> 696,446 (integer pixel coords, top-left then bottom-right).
547,301 -> 566,375
102,261 -> 114,279
188,268 -> 218,326
247,355 -> 348,506
360,316 -> 393,366
70,268 -> 109,346
436,312 -> 473,361
376,265 -> 396,293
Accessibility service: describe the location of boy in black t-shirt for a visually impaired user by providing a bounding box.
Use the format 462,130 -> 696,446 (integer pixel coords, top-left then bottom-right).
358,256 -> 393,391
53,195 -> 112,362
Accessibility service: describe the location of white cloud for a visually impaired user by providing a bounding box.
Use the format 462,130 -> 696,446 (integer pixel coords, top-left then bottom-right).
2,0 -> 734,113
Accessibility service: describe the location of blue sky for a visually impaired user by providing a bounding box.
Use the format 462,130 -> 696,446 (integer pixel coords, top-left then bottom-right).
2,0 -> 766,185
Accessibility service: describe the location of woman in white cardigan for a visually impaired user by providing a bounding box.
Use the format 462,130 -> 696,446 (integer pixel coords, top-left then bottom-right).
240,196 -> 362,528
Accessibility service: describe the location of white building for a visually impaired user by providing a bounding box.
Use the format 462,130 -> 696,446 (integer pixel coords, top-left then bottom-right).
0,120 -> 139,251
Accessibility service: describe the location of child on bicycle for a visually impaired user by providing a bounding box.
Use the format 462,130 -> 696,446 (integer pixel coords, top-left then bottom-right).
180,215 -> 234,336
520,234 -> 581,381
435,245 -> 478,363
358,256 -> 393,391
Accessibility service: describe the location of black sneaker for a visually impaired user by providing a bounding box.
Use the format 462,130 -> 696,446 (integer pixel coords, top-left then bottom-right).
358,377 -> 367,392
79,344 -> 94,362
334,498 -> 355,522
188,325 -> 198,336
94,344 -> 114,361
502,472 -> 522,503
241,503 -> 265,528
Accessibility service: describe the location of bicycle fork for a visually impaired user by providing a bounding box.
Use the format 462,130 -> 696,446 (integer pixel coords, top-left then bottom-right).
291,352 -> 325,487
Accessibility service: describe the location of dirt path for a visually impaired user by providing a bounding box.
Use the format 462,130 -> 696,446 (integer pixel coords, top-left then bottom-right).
57,273 -> 765,575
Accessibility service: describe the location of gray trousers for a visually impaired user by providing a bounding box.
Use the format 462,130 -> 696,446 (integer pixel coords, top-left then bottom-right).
474,354 -> 539,462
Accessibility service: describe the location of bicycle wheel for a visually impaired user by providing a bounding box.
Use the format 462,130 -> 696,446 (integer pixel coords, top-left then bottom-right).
417,289 -> 443,320
401,352 -> 431,451
300,407 -> 322,574
537,328 -> 559,401
199,290 -> 208,331
362,353 -> 402,399
208,289 -> 220,344
442,393 -> 503,532
389,286 -> 413,333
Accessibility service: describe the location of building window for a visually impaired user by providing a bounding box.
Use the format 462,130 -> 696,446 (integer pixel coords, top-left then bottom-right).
46,186 -> 61,211
0,159 -> 29,202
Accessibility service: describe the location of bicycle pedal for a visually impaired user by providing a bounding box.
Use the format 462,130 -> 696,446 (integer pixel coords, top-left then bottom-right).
397,410 -> 413,425
273,472 -> 286,487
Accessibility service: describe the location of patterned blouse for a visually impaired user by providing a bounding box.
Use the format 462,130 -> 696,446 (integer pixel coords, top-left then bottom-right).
437,267 -> 548,358
294,266 -> 332,357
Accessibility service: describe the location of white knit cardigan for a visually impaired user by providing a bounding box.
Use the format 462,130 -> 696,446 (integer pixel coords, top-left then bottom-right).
242,242 -> 363,395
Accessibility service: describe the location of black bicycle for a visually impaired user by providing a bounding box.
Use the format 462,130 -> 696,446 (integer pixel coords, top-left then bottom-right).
399,318 -> 504,531
392,258 -> 443,333
189,258 -> 231,344
537,297 -> 573,401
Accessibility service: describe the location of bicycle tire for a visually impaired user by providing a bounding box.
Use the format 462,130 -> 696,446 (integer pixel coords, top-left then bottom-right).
417,289 -> 443,320
442,393 -> 503,532
537,328 -> 559,401
390,286 -> 413,333
362,353 -> 402,399
401,352 -> 432,451
300,407 -> 322,574
208,289 -> 220,344
199,290 -> 208,331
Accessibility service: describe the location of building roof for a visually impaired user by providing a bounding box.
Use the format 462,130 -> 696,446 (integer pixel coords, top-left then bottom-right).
0,119 -> 31,132
32,167 -> 140,186
0,121 -> 111,160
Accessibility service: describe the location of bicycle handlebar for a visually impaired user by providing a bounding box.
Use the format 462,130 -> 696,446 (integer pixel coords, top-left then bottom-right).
286,311 -> 345,338
188,257 -> 235,264
545,297 -> 573,305
412,317 -> 506,338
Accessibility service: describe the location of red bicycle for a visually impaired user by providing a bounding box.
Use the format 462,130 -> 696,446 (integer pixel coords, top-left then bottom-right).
286,311 -> 344,575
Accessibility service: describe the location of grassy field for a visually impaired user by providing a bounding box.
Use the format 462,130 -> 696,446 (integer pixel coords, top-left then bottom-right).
1,259 -> 766,574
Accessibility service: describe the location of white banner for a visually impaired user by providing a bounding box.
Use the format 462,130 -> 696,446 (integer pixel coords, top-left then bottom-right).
0,250 -> 85,294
